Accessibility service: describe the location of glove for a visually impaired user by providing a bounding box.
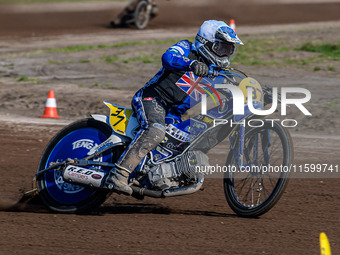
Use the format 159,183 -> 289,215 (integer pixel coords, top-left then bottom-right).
190,60 -> 209,77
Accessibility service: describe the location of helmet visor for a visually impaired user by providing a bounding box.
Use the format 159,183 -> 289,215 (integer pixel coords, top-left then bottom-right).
212,42 -> 235,57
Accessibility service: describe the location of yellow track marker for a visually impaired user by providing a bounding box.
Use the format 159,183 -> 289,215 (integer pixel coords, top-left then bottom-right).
320,232 -> 331,255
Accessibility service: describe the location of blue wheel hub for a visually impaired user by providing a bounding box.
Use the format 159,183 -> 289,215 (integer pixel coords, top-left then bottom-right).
44,127 -> 110,204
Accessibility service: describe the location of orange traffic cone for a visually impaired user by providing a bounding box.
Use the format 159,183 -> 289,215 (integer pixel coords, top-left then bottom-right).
40,90 -> 61,119
230,19 -> 236,34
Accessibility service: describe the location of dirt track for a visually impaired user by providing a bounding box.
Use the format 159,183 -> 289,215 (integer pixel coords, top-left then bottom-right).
0,1 -> 339,254
1,0 -> 340,37
0,121 -> 339,254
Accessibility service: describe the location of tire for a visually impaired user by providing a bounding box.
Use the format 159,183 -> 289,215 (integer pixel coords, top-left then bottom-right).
134,1 -> 150,30
36,118 -> 123,213
223,120 -> 293,217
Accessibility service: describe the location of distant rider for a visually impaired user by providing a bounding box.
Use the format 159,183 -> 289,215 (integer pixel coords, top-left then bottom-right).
107,20 -> 243,195
111,0 -> 158,27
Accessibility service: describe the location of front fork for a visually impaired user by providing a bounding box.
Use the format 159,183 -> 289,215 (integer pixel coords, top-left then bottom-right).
230,123 -> 245,169
229,123 -> 271,169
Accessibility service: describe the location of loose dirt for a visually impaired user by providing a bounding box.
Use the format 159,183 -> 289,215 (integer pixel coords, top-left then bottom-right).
0,1 -> 339,254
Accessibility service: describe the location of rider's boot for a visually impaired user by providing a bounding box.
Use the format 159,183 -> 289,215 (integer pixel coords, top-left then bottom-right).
107,165 -> 133,195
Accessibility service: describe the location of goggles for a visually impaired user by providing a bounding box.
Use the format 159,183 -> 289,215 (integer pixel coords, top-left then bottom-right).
208,41 -> 235,57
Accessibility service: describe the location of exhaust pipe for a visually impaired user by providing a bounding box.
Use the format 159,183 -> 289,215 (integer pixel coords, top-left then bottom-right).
131,178 -> 204,198
163,178 -> 204,197
131,186 -> 163,198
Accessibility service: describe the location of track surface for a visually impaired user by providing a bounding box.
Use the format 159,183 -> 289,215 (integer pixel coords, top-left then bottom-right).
1,0 -> 340,37
0,1 -> 339,254
0,121 -> 339,254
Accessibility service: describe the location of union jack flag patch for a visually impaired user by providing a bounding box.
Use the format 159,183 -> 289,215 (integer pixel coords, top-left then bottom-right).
175,72 -> 222,105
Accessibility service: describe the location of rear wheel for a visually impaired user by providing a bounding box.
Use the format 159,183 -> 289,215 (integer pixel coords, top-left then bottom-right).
224,120 -> 293,217
134,1 -> 150,30
36,118 -> 123,213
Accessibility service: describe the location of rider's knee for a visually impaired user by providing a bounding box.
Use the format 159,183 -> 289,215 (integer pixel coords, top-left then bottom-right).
137,123 -> 165,157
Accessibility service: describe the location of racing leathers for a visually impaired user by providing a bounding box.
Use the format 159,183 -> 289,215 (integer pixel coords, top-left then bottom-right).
113,40 -> 210,191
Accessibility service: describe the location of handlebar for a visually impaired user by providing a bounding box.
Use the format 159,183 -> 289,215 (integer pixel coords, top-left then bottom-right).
208,65 -> 238,85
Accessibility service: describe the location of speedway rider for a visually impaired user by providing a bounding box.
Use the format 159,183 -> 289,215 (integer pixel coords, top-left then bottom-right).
107,20 -> 244,195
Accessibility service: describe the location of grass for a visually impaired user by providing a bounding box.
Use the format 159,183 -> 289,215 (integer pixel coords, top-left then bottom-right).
48,59 -> 61,64
77,83 -> 117,89
102,53 -> 158,64
232,37 -> 339,69
79,59 -> 91,63
327,65 -> 335,71
296,42 -> 340,58
102,56 -> 120,63
325,101 -> 340,110
232,37 -> 291,66
34,37 -> 338,71
14,37 -> 289,67
6,35 -> 339,72
16,75 -> 37,82
30,39 -> 184,55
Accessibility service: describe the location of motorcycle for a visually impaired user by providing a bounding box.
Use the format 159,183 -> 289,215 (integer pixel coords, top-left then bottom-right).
31,67 -> 293,217
111,0 -> 158,30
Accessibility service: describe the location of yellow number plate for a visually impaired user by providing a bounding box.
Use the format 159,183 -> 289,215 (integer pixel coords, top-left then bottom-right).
105,102 -> 133,135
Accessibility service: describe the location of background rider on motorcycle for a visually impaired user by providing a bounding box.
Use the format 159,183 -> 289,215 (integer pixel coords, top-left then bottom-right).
108,20 -> 244,195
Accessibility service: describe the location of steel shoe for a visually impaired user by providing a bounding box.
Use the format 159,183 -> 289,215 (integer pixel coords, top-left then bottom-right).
107,165 -> 132,195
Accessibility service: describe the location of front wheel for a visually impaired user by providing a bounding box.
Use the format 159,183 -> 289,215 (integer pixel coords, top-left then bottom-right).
36,118 -> 123,213
224,120 -> 293,217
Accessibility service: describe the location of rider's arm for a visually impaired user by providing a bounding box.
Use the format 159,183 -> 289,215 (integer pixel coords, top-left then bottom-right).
162,40 -> 195,71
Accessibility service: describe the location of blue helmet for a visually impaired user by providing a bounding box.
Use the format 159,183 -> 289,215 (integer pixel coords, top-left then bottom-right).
195,20 -> 243,69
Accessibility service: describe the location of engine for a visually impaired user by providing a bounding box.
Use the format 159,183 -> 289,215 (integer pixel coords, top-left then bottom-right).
148,150 -> 209,190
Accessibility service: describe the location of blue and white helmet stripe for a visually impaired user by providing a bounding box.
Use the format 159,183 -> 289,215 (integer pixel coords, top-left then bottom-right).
216,25 -> 243,45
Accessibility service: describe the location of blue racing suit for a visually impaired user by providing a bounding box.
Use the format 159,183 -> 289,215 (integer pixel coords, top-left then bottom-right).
116,40 -> 206,172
